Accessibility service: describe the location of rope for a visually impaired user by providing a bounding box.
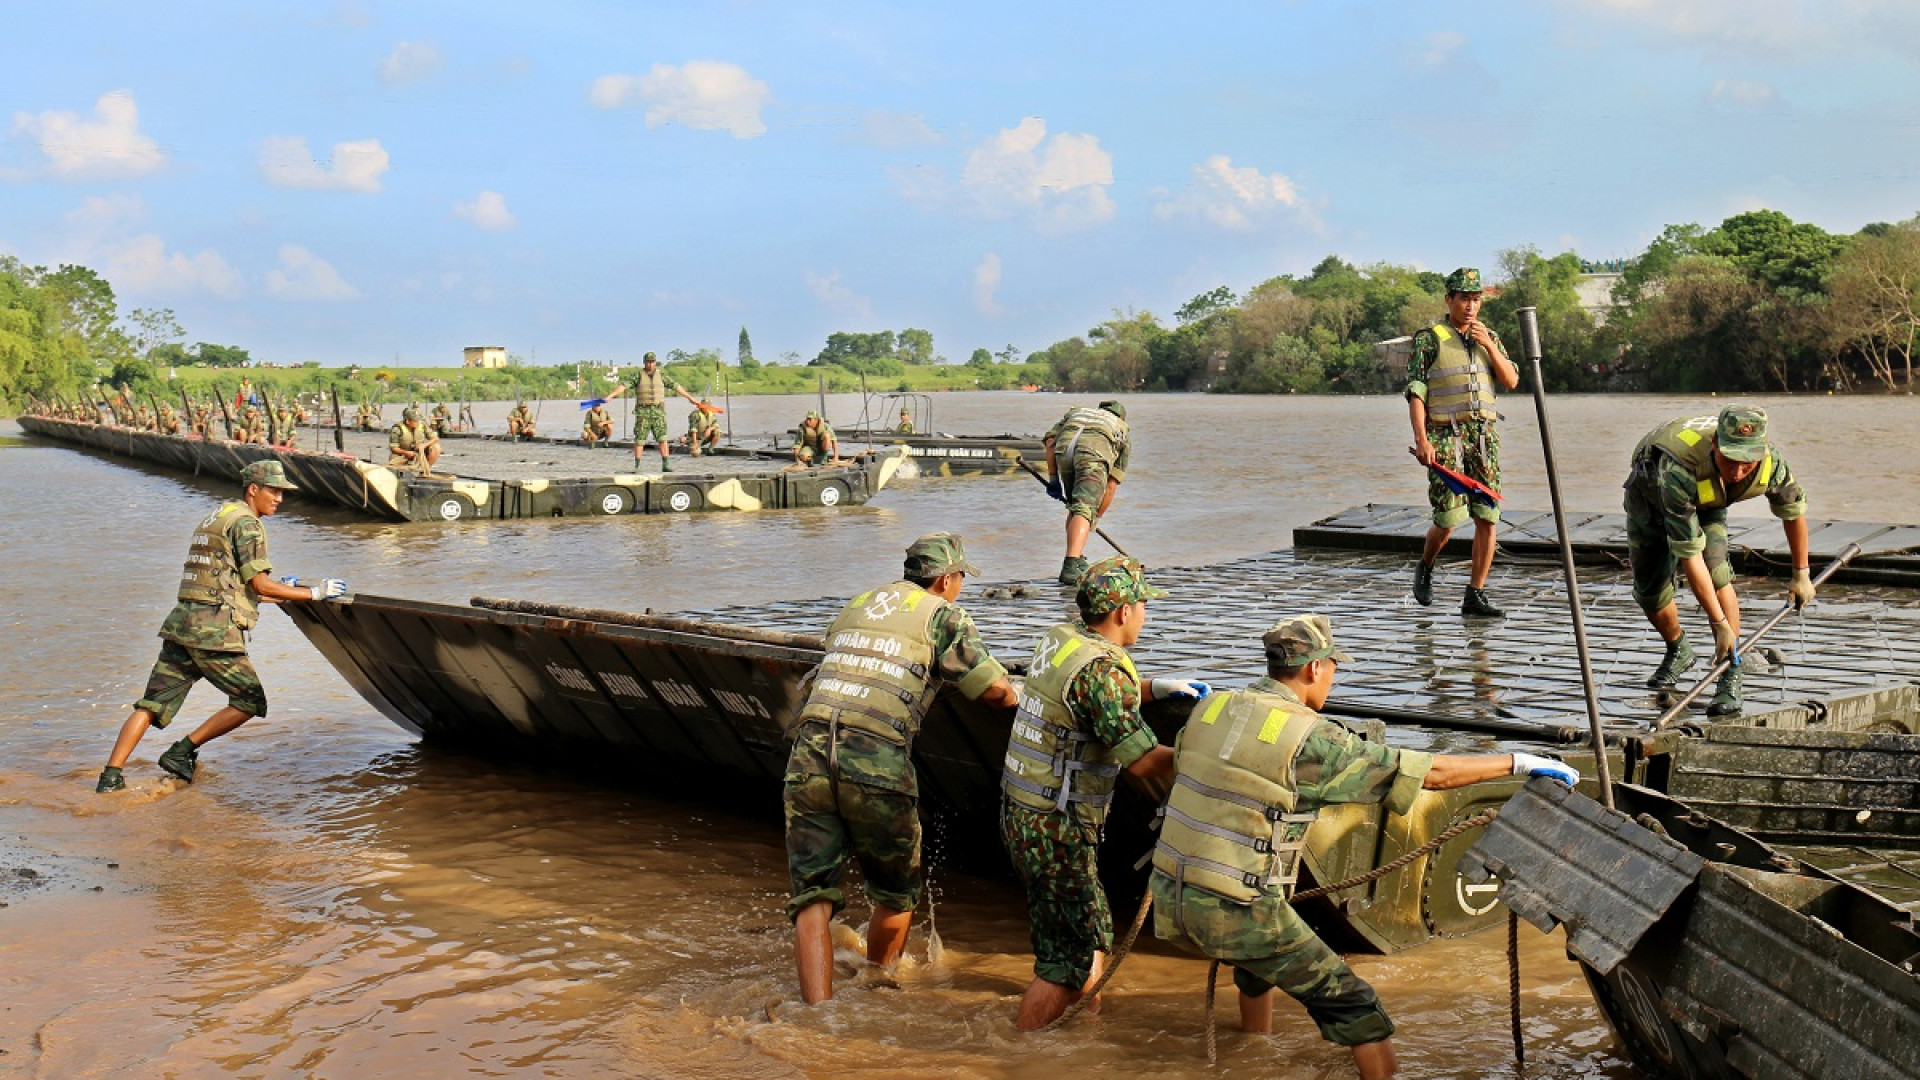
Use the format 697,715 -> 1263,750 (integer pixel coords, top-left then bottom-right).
1044,807 -> 1502,1035
1204,960 -> 1221,1066
1508,908 -> 1526,1073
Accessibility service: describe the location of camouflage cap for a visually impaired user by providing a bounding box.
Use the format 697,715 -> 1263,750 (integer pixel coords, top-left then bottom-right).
1098,399 -> 1127,421
239,459 -> 299,491
643,351 -> 658,363
1445,267 -> 1484,295
904,532 -> 980,579
1714,404 -> 1769,462
1076,555 -> 1167,617
1263,614 -> 1353,667
402,406 -> 422,422
805,409 -> 821,420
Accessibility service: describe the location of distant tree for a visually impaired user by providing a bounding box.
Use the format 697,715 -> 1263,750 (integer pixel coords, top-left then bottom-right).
967,347 -> 993,368
814,331 -> 902,375
128,307 -> 185,358
1175,286 -> 1236,325
1482,247 -> 1600,390
1701,209 -> 1848,297
194,343 -> 253,368
895,327 -> 936,365
778,350 -> 800,367
737,325 -> 754,366
1826,220 -> 1920,389
996,343 -> 1023,365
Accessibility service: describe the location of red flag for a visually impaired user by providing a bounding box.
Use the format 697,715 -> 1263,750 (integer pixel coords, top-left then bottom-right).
1428,461 -> 1502,501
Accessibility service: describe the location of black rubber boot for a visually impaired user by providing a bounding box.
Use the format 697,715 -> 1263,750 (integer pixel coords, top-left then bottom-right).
95,766 -> 125,793
1646,634 -> 1695,688
1058,555 -> 1090,586
157,737 -> 199,783
1412,561 -> 1434,606
661,457 -> 673,473
1460,587 -> 1505,619
1706,668 -> 1744,717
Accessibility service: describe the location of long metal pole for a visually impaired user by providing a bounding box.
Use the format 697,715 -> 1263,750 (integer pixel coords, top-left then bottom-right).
1516,307 -> 1614,809
1653,544 -> 1860,729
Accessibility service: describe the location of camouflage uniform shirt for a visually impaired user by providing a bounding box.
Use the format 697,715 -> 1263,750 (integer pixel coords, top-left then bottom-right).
1405,324 -> 1505,526
784,601 -> 1007,797
158,509 -> 271,654
1044,413 -> 1131,483
1631,450 -> 1806,561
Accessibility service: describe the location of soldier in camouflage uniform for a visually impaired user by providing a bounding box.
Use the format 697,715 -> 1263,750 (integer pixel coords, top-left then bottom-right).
388,406 -> 441,471
784,533 -> 1018,1003
507,401 -> 537,439
1405,268 -> 1520,618
683,400 -> 721,456
1624,405 -> 1811,716
356,401 -> 381,432
430,401 -> 454,436
896,408 -> 914,435
580,402 -> 614,446
1001,555 -> 1208,1029
156,402 -> 181,435
1042,401 -> 1130,585
1148,614 -> 1578,1080
95,461 -> 349,793
793,410 -> 839,466
630,351 -> 699,472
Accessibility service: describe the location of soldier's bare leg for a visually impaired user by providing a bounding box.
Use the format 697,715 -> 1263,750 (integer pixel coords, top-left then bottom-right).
185,705 -> 253,748
794,900 -> 837,1004
1064,515 -> 1092,559
866,905 -> 912,967
425,442 -> 442,469
1014,950 -> 1103,1029
1720,585 -> 1740,637
1469,518 -> 1497,588
1420,524 -> 1451,567
1648,601 -> 1684,642
1238,986 -> 1274,1033
105,708 -> 158,769
1351,1039 -> 1399,1079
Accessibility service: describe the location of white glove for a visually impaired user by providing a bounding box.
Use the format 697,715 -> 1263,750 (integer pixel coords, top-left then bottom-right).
1150,677 -> 1211,701
309,578 -> 348,602
1711,618 -> 1740,667
1512,752 -> 1579,787
1788,568 -> 1814,610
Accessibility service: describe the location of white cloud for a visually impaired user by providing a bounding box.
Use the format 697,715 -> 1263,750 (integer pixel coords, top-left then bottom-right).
257,136 -> 389,192
454,190 -> 516,231
973,253 -> 1003,317
953,117 -> 1115,232
64,193 -> 146,231
856,110 -> 942,148
379,40 -> 442,86
105,235 -> 244,298
1152,155 -> 1309,231
1419,30 -> 1470,68
10,90 -> 165,181
805,269 -> 872,321
266,244 -> 359,301
590,61 -> 772,139
1537,0 -> 1920,58
1708,78 -> 1782,110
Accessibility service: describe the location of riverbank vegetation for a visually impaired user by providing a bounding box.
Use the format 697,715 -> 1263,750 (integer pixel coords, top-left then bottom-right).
5,208 -> 1915,411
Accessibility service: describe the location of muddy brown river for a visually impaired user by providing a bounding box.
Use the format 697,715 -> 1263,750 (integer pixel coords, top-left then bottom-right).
4,391 -> 1915,1078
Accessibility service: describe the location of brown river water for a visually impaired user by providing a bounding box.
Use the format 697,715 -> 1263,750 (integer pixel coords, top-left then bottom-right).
3,391 -> 1916,1079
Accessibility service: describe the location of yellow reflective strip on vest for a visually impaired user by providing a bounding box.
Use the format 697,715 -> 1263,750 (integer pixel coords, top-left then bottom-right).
1697,477 -> 1718,505
1676,427 -> 1704,446
1756,455 -> 1774,488
1196,693 -> 1230,726
1048,636 -> 1083,671
902,591 -> 924,611
852,590 -> 872,605
1257,708 -> 1290,744
1433,324 -> 1454,342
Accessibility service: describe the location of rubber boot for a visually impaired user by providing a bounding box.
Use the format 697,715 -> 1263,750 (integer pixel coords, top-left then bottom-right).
1412,561 -> 1434,607
95,766 -> 125,793
1646,634 -> 1695,688
1706,668 -> 1744,717
661,457 -> 673,473
1058,555 -> 1090,586
157,736 -> 199,783
1460,587 -> 1505,619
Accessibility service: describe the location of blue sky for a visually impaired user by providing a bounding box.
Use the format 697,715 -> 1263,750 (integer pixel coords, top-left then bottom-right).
3,1 -> 1917,367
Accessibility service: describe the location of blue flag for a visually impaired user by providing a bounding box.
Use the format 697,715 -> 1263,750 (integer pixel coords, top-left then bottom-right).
579,398 -> 605,410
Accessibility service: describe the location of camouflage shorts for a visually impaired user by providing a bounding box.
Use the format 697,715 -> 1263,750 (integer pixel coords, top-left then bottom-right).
136,639 -> 267,728
1062,454 -> 1113,524
1426,419 -> 1501,529
1624,485 -> 1732,614
1001,804 -> 1111,989
783,770 -> 922,921
1149,871 -> 1393,1047
633,405 -> 668,446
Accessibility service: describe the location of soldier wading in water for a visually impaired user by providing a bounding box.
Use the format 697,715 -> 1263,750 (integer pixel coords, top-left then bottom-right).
1148,614 -> 1579,1079
95,461 -> 349,792
783,533 -> 1018,1003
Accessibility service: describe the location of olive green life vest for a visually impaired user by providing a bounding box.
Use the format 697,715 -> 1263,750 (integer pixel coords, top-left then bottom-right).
176,502 -> 260,631
1054,407 -> 1128,469
1635,415 -> 1777,511
797,581 -> 944,746
634,367 -> 668,406
1422,321 -> 1500,424
1002,622 -> 1137,826
689,409 -> 717,435
1151,685 -> 1321,903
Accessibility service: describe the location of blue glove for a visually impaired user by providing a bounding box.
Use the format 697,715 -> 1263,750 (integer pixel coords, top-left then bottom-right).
310,578 -> 349,602
1044,477 -> 1064,501
1512,752 -> 1579,787
1150,677 -> 1211,701
280,575 -> 300,587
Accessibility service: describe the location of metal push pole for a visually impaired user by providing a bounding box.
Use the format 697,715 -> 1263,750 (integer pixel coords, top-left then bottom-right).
1516,306 -> 1614,809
